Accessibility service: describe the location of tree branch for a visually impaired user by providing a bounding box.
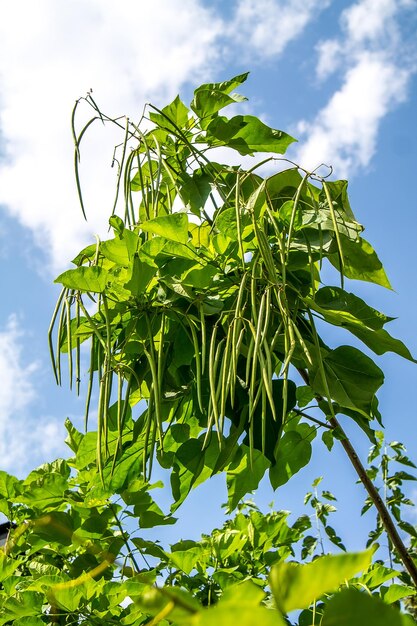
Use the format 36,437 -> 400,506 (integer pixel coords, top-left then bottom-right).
297,367 -> 417,587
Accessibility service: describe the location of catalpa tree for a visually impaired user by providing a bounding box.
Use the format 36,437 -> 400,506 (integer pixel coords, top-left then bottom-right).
0,73 -> 416,624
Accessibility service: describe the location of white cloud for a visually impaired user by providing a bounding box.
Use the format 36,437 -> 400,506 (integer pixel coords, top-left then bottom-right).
296,52 -> 410,177
0,315 -> 66,475
315,39 -> 343,80
0,315 -> 38,417
341,0 -> 411,45
0,315 -> 63,474
0,0 -> 224,271
295,0 -> 416,177
231,0 -> 332,58
0,0 -> 333,272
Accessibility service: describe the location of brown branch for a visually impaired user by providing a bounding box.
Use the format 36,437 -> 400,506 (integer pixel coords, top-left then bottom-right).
297,367 -> 417,587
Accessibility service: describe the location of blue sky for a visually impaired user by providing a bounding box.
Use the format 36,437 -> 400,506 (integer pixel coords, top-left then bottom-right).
0,0 -> 416,551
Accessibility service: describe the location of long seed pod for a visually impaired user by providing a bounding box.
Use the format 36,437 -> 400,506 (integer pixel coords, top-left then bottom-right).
142,395 -> 154,481
188,318 -> 203,413
84,335 -> 96,431
157,312 -> 166,405
78,299 -> 107,352
55,292 -> 68,387
208,324 -> 220,442
75,295 -> 81,396
144,315 -> 164,448
135,152 -> 149,222
123,149 -> 137,227
249,290 -> 267,420
323,180 -> 345,288
285,173 -> 309,256
235,173 -> 246,269
48,287 -> 66,385
231,273 -> 248,391
199,302 -> 207,375
65,293 -> 73,390
218,324 -> 233,434
229,325 -> 246,408
96,367 -> 107,481
112,116 -> 130,217
261,384 -> 267,456
212,338 -> 226,443
255,222 -> 278,284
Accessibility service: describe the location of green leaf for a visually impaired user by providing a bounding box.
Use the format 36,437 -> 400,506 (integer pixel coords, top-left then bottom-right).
313,286 -> 392,329
18,472 -> 69,510
329,235 -> 392,289
12,618 -> 46,626
0,470 -> 19,499
0,552 -> 24,583
109,214 -> 124,235
0,592 -> 43,625
226,445 -> 270,512
182,264 -> 218,289
309,287 -> 415,361
191,73 -> 249,119
32,511 -> 74,546
64,418 -> 83,453
140,213 -> 189,244
269,550 -> 372,613
269,423 -> 315,489
170,438 -> 219,511
310,345 -> 384,416
55,266 -> 109,293
205,115 -> 296,156
149,95 -> 190,133
240,379 -> 295,464
322,588 -> 415,625
124,255 -> 157,295
296,385 -> 315,408
192,581 -> 286,626
179,171 -> 212,217
100,236 -> 130,265
49,586 -> 85,613
168,546 -> 203,575
383,584 -> 416,604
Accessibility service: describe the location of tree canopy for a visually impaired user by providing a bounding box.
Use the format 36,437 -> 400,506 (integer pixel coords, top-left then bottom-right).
0,73 -> 416,624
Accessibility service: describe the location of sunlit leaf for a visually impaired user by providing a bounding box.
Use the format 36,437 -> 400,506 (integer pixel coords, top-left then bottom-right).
226,445 -> 270,512
140,213 -> 189,244
329,235 -> 392,289
270,550 -> 372,613
310,346 -> 384,416
205,115 -> 296,155
322,588 -> 415,625
55,266 -> 109,293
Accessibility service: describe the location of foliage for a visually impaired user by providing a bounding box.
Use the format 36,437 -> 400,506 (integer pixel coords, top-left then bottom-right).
51,73 -> 413,508
0,445 -> 415,624
1,73 -> 416,624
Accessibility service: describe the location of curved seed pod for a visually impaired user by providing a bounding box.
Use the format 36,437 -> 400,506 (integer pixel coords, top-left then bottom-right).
218,324 -> 233,434
143,341 -> 163,449
112,116 -> 130,218
123,148 -> 136,226
65,293 -> 73,390
231,273 -> 248,394
75,295 -> 81,396
323,180 -> 345,284
198,302 -> 207,375
235,173 -> 246,269
84,336 -> 96,431
48,287 -> 66,385
249,290 -> 267,420
188,317 -> 203,414
55,290 -> 68,387
285,172 -> 309,256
